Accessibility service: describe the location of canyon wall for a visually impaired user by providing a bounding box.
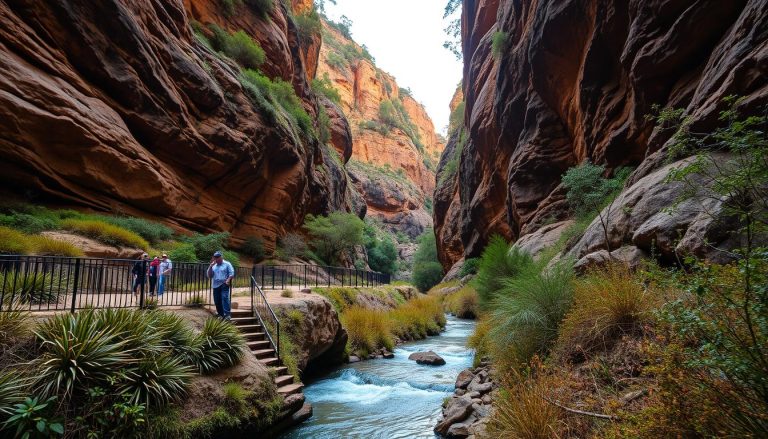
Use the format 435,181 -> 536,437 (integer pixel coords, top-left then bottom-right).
0,0 -> 353,252
317,22 -> 445,239
435,0 -> 768,269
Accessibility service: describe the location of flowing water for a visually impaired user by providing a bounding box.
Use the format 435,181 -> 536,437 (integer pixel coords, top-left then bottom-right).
281,315 -> 476,439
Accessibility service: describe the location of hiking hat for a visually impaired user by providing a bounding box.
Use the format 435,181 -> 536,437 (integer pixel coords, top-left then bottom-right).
213,251 -> 223,258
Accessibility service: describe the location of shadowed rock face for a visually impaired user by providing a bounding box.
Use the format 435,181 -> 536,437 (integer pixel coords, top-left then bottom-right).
434,0 -> 768,269
0,0 -> 353,252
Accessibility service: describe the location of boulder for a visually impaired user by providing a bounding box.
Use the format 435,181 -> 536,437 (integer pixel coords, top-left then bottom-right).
573,245 -> 648,273
446,422 -> 471,438
455,369 -> 474,389
435,395 -> 473,435
408,351 -> 446,366
348,355 -> 361,364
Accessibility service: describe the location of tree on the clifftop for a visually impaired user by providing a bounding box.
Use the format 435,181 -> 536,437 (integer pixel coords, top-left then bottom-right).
304,212 -> 364,265
443,0 -> 462,60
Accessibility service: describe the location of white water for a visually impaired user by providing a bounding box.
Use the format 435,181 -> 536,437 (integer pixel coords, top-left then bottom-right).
281,315 -> 476,439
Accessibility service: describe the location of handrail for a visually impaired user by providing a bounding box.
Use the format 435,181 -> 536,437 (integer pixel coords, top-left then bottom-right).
250,275 -> 280,360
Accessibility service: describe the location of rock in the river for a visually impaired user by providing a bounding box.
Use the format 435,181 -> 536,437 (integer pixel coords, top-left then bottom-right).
348,355 -> 360,363
408,351 -> 446,366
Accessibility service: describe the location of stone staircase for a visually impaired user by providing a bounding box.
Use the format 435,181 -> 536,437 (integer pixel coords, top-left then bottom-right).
230,309 -> 304,397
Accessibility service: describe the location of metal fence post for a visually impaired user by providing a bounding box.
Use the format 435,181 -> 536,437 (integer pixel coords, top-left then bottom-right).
70,258 -> 81,313
139,260 -> 146,309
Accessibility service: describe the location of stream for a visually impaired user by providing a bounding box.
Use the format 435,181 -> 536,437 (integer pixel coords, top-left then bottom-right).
281,315 -> 476,439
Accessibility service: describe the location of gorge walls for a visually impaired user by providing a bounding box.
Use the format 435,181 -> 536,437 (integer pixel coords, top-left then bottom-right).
434,0 -> 768,269
317,22 -> 445,239
0,0 -> 352,252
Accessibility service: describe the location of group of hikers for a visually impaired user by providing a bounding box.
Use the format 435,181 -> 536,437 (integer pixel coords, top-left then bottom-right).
130,251 -> 235,320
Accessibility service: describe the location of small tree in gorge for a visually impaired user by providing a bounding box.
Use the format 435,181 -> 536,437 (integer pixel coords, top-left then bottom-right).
304,212 -> 364,265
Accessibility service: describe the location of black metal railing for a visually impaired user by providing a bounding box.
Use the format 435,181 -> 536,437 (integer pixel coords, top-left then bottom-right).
0,255 -> 390,312
251,276 -> 280,359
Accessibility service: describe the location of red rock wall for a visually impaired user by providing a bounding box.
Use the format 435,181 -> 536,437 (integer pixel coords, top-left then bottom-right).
0,0 -> 353,251
434,0 -> 768,269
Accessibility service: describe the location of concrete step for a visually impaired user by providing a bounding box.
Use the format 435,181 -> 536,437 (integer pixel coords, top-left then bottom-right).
277,383 -> 304,397
274,374 -> 294,387
231,317 -> 259,326
271,366 -> 289,375
230,309 -> 253,318
252,348 -> 275,359
260,357 -> 280,367
246,340 -> 271,350
235,324 -> 263,332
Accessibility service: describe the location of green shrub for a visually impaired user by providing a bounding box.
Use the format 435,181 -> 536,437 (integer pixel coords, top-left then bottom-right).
34,311 -> 132,399
98,216 -> 173,245
183,232 -> 230,261
0,303 -> 30,347
304,212 -> 365,265
0,372 -> 27,419
0,271 -> 67,305
294,7 -> 321,44
364,223 -> 398,275
489,259 -> 574,368
280,289 -> 294,298
220,0 -> 240,16
241,236 -> 265,260
412,262 -> 444,293
491,31 -> 509,59
312,74 -> 341,103
459,257 -> 480,277
245,0 -> 273,18
318,104 -> 331,144
227,30 -> 266,69
168,243 -> 198,262
122,354 -> 192,408
60,218 -> 149,249
194,318 -> 245,374
379,100 -> 399,127
473,236 -> 533,308
0,213 -> 58,234
326,51 -> 347,70
443,285 -> 479,319
240,69 -> 313,136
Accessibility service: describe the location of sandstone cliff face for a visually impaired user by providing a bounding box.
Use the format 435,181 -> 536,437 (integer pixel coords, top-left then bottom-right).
0,0 -> 353,252
317,22 -> 444,238
435,0 -> 768,269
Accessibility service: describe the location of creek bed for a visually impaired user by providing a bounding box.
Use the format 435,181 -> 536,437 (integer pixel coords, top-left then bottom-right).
281,315 -> 476,439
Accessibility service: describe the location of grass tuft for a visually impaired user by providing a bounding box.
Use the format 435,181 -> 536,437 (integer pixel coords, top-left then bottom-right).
60,218 -> 149,249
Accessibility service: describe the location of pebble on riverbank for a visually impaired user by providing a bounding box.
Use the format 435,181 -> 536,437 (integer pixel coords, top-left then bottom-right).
434,359 -> 496,438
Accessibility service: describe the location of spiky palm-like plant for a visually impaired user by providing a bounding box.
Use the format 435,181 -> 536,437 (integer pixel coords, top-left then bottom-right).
193,318 -> 245,374
120,354 -> 193,408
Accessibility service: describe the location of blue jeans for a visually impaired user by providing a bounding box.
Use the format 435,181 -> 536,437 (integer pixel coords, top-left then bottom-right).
213,284 -> 231,318
157,275 -> 168,296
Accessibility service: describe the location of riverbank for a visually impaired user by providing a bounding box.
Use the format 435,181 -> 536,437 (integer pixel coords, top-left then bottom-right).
282,315 -> 475,438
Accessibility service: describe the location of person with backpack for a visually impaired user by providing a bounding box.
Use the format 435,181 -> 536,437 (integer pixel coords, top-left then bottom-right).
132,253 -> 149,298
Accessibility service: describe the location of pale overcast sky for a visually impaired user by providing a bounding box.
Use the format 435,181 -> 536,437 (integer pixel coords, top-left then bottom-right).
323,0 -> 462,134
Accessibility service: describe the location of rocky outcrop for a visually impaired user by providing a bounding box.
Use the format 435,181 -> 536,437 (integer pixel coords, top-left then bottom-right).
0,0 -> 353,253
318,21 -> 444,238
270,292 -> 347,374
435,361 -> 495,438
434,0 -> 768,267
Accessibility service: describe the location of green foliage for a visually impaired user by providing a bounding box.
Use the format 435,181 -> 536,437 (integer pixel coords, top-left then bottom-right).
0,304 -> 30,348
459,257 -> 480,277
491,31 -> 509,59
294,7 -> 321,44
448,100 -> 465,135
317,103 -> 331,144
0,372 -> 27,419
561,161 -> 628,217
276,233 -> 308,260
412,230 -> 443,292
193,318 -> 246,374
240,69 -> 313,136
376,99 -> 424,152
488,258 -> 574,367
245,0 -> 274,18
311,73 -> 341,104
0,226 -> 33,255
326,51 -> 346,70
59,218 -> 149,249
182,232 -> 230,261
98,216 -> 173,245
219,0 -> 240,17
379,100 -> 399,127
168,243 -> 197,263
303,212 -> 365,264
472,235 -> 535,308
443,0 -> 462,60
5,396 -> 63,438
442,285 -> 479,319
227,30 -> 266,69
0,271 -> 68,305
326,15 -> 353,39
439,129 -> 467,184
241,236 -> 265,260
363,220 -> 398,275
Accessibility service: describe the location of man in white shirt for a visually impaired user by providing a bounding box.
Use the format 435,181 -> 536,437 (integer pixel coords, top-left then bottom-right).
158,253 -> 173,296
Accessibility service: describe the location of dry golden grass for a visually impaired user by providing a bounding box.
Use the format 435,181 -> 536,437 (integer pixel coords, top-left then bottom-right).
389,295 -> 445,340
29,236 -> 83,257
557,263 -> 660,360
444,285 -> 479,318
341,305 -> 394,357
486,372 -> 561,439
0,226 -> 83,256
60,218 -> 149,249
